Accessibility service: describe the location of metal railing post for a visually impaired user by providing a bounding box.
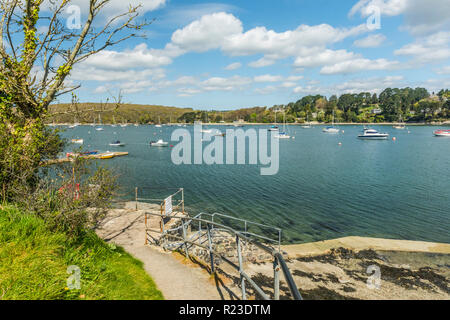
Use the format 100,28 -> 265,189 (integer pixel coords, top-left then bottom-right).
273,257 -> 280,300
135,187 -> 138,211
236,235 -> 246,300
207,224 -> 215,273
145,212 -> 148,245
182,218 -> 189,258
181,188 -> 185,215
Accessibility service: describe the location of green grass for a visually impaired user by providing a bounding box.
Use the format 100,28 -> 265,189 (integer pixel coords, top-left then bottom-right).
0,205 -> 164,300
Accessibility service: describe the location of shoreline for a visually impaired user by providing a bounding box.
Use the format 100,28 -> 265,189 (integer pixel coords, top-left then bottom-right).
48,122 -> 450,127
281,236 -> 450,259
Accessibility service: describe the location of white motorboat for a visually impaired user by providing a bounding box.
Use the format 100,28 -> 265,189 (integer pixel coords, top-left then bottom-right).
71,139 -> 84,144
109,140 -> 125,147
268,126 -> 279,132
358,128 -> 389,140
150,139 -> 169,147
434,129 -> 450,137
323,126 -> 340,133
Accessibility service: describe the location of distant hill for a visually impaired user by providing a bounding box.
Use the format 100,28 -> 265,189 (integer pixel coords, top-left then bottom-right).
48,103 -> 194,124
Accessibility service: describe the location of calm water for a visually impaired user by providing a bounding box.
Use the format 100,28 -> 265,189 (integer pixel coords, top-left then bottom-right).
60,125 -> 450,244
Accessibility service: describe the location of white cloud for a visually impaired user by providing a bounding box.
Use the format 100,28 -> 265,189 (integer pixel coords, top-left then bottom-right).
171,12 -> 243,52
255,86 -> 278,95
286,76 -> 304,81
320,58 -> 399,75
225,62 -> 242,70
353,34 -> 387,48
395,31 -> 450,63
248,57 -> 276,68
335,75 -> 405,93
159,3 -> 237,27
294,49 -> 359,68
169,12 -> 368,69
436,66 -> 450,75
80,44 -> 172,71
44,0 -> 166,24
292,75 -> 406,96
200,76 -> 252,92
280,82 -> 297,88
254,75 -> 284,83
222,24 -> 366,58
350,0 -> 450,36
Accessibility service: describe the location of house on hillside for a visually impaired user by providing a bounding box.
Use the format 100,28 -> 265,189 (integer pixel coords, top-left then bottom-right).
371,108 -> 382,114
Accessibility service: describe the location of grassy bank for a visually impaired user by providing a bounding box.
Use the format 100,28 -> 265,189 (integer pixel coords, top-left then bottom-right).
0,205 -> 163,300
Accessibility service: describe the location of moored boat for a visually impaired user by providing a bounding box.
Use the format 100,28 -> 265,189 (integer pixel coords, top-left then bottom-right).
358,128 -> 389,140
150,139 -> 169,147
100,153 -> 115,159
434,129 -> 450,137
109,140 -> 125,147
71,139 -> 84,144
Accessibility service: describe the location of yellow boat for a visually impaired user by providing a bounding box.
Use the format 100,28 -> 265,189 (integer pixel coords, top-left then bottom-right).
99,153 -> 115,159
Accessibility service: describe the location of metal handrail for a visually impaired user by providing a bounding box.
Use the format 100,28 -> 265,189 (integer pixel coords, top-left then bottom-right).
192,212 -> 281,251
275,252 -> 303,300
144,212 -> 302,300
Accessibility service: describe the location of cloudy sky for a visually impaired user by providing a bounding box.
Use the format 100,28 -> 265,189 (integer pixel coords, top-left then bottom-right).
63,0 -> 450,109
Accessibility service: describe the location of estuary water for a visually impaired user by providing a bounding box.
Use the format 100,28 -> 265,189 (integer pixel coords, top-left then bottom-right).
60,124 -> 450,244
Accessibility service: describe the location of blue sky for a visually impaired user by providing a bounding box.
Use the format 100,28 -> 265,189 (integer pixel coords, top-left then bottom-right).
61,0 -> 450,110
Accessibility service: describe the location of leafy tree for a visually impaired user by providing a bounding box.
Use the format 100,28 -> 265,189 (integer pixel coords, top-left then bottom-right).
0,1 -> 149,201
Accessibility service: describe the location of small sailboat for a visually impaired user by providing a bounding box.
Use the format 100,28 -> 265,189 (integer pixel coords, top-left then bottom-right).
150,139 -> 169,147
155,116 -> 162,128
69,116 -> 80,129
358,127 -> 389,140
96,114 -> 104,131
275,112 -> 291,139
302,115 -> 312,128
393,115 -> 406,130
109,140 -> 125,147
323,110 -> 340,133
269,112 -> 279,131
120,118 -> 128,128
112,116 -> 117,127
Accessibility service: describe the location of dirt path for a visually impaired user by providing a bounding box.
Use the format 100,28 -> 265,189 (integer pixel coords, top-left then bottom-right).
96,204 -> 238,300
